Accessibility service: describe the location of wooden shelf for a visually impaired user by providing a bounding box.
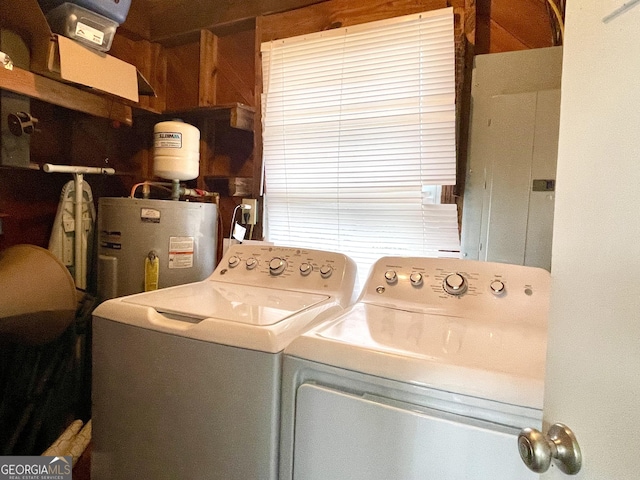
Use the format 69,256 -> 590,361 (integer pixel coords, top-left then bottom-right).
161,103 -> 255,132
132,103 -> 255,131
0,66 -> 254,132
0,66 -> 134,126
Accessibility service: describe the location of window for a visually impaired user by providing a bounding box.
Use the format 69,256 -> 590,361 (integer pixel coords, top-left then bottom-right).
261,8 -> 460,277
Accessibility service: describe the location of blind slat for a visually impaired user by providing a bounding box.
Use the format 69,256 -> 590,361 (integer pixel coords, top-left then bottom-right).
262,7 -> 460,276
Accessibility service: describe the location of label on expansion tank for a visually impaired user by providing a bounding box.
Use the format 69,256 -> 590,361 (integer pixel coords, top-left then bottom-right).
154,132 -> 182,148
168,236 -> 194,269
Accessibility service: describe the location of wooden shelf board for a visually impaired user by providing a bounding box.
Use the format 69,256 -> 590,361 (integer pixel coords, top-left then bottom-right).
0,66 -> 134,126
160,103 -> 255,132
0,66 -> 253,133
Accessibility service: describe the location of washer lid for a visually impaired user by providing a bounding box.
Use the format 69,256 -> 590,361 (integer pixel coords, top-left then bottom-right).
285,303 -> 546,409
122,281 -> 329,326
93,280 -> 338,353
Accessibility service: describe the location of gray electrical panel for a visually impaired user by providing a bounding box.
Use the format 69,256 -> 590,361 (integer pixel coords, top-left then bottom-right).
461,47 -> 563,271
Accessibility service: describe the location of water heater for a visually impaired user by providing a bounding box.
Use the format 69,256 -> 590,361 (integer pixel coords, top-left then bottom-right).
97,198 -> 217,301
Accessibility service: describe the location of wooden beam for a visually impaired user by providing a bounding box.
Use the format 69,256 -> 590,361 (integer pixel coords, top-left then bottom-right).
0,66 -> 133,126
261,0 -> 447,41
162,104 -> 255,132
148,0 -> 330,42
229,104 -> 255,131
199,30 -> 219,107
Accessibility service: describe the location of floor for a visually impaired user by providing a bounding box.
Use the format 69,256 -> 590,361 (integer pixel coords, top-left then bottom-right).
73,443 -> 92,480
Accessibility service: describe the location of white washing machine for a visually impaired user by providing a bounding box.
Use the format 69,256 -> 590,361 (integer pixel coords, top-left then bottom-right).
91,244 -> 356,480
280,256 -> 550,480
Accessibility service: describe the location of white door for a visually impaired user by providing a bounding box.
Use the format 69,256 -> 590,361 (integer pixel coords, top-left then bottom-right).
534,0 -> 640,478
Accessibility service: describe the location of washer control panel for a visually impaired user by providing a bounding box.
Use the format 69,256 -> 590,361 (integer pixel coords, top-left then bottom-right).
365,256 -> 550,323
213,245 -> 357,297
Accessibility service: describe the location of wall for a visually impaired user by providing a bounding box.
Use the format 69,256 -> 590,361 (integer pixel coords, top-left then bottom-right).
0,0 -> 559,458
0,0 -> 556,252
0,106 -> 137,252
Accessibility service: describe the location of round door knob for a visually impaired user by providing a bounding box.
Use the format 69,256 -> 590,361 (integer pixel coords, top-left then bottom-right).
384,270 -> 397,284
443,273 -> 467,295
409,272 -> 423,287
319,265 -> 333,278
228,256 -> 240,268
490,280 -> 506,295
269,257 -> 287,275
246,257 -> 258,270
300,263 -> 313,276
518,423 -> 582,475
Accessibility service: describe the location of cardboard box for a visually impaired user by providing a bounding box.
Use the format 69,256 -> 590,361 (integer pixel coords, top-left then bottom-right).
0,0 -> 154,103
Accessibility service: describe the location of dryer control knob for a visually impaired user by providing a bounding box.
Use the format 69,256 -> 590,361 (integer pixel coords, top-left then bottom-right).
300,263 -> 313,276
228,256 -> 240,268
246,257 -> 258,270
269,257 -> 287,275
384,270 -> 397,284
320,265 -> 333,278
410,272 -> 423,287
443,273 -> 468,296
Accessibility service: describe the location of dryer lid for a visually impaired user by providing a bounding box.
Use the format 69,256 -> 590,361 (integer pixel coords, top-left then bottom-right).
285,303 -> 546,409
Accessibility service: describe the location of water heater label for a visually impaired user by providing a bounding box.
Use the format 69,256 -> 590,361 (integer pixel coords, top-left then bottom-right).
168,236 -> 194,269
100,230 -> 122,250
154,132 -> 183,148
141,208 -> 161,223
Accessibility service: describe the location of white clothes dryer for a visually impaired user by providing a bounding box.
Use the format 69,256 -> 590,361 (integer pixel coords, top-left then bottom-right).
280,256 -> 550,480
91,244 -> 356,480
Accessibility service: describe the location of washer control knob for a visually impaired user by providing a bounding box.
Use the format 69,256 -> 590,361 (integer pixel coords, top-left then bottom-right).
384,270 -> 397,284
228,256 -> 241,268
409,272 -> 423,287
300,263 -> 313,276
490,280 -> 506,295
443,273 -> 468,296
246,257 -> 258,270
269,257 -> 287,275
319,265 -> 333,278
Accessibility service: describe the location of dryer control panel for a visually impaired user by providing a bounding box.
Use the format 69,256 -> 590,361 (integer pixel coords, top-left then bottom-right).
362,257 -> 550,325
211,244 -> 357,299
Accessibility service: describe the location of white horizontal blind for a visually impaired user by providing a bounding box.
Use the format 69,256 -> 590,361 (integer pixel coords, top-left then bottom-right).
261,8 -> 461,276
